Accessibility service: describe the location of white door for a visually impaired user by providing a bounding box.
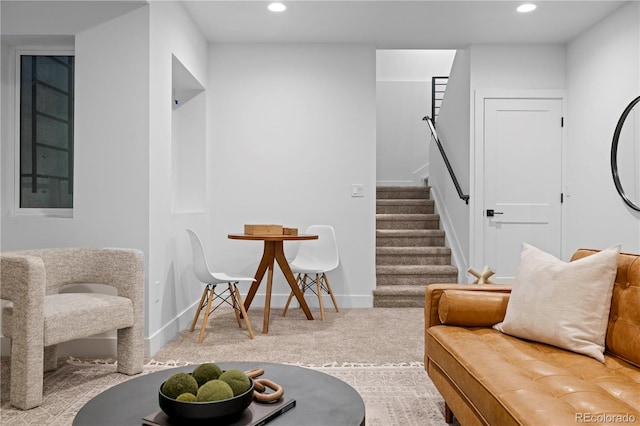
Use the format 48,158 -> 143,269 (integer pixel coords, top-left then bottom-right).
483,98 -> 563,283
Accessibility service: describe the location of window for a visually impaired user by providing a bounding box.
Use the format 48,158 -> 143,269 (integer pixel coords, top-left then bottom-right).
16,51 -> 74,211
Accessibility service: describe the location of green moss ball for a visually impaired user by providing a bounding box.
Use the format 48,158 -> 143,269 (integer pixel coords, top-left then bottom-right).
161,373 -> 198,400
219,369 -> 251,396
176,392 -> 197,402
192,363 -> 223,387
196,380 -> 234,402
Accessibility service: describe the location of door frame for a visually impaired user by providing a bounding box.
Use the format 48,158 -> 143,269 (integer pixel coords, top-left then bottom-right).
470,89 -> 567,275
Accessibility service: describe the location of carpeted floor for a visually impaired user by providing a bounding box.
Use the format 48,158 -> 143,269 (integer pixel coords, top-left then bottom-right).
152,306 -> 426,365
1,307 -> 455,425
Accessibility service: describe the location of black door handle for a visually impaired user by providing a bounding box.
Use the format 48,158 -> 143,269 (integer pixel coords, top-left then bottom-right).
486,209 -> 504,217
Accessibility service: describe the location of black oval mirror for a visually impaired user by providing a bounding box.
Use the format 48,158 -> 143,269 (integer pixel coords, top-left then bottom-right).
611,95 -> 640,212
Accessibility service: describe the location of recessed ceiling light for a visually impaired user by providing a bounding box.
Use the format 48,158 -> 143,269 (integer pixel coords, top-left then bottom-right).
268,2 -> 286,12
517,3 -> 537,13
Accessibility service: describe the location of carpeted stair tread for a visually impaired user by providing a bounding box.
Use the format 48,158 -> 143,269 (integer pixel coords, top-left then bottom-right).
372,285 -> 431,307
376,199 -> 434,206
376,200 -> 434,214
376,186 -> 430,200
376,247 -> 452,265
376,229 -> 445,236
376,265 -> 458,286
377,247 -> 451,255
376,214 -> 440,230
376,265 -> 458,274
373,285 -> 430,296
376,230 -> 445,247
376,214 -> 440,220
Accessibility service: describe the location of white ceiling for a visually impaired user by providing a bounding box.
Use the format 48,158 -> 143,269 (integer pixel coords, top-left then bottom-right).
1,1 -> 147,36
0,1 -> 629,49
181,0 -> 628,49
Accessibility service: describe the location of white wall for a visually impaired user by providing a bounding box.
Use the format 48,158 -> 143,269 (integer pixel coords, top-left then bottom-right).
469,45 -> 566,90
207,44 -> 377,308
376,50 -> 457,82
429,48 -> 471,279
565,1 -> 640,256
376,50 -> 455,186
147,1 -> 210,355
433,44 -> 566,278
1,8 -> 150,251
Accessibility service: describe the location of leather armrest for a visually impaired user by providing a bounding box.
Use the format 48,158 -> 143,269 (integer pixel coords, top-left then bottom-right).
438,290 -> 510,326
424,284 -> 512,329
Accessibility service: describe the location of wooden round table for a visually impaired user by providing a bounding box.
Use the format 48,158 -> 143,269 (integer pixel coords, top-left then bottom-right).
228,234 -> 318,333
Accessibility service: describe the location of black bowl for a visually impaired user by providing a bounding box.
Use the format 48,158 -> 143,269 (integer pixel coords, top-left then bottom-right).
159,378 -> 254,422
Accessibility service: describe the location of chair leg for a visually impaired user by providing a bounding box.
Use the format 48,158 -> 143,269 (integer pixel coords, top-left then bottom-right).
190,286 -> 209,332
323,273 -> 339,312
282,273 -> 302,317
233,283 -> 255,339
197,285 -> 216,343
117,324 -> 144,375
316,273 -> 326,321
229,283 -> 243,328
43,345 -> 58,372
10,336 -> 44,409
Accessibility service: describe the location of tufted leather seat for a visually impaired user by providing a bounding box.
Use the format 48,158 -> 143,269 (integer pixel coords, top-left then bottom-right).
424,250 -> 640,426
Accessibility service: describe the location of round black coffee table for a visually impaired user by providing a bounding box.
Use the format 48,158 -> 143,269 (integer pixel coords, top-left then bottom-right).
73,361 -> 365,426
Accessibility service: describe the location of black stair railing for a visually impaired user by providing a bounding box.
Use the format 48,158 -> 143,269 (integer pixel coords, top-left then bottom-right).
423,116 -> 469,204
431,76 -> 448,123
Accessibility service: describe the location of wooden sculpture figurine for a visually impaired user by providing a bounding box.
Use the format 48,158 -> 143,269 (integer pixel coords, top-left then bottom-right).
468,265 -> 496,284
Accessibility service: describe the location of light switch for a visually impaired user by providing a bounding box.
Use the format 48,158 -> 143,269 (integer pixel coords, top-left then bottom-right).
351,184 -> 364,197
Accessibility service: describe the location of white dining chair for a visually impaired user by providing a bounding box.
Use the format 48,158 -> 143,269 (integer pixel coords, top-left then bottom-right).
186,229 -> 255,343
282,225 -> 340,320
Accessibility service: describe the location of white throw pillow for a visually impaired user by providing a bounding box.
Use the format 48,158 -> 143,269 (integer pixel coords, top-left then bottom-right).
493,243 -> 620,362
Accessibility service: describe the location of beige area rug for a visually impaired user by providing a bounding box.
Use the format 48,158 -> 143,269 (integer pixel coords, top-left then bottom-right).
1,358 -> 450,425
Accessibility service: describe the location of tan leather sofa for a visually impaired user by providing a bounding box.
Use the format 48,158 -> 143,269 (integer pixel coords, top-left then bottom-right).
424,249 -> 640,426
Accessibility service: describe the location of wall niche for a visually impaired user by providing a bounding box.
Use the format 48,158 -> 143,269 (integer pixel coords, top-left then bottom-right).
171,54 -> 206,213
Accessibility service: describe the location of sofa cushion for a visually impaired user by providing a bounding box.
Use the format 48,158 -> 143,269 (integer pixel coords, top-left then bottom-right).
438,290 -> 509,326
427,325 -> 640,426
494,243 -> 619,362
571,249 -> 640,369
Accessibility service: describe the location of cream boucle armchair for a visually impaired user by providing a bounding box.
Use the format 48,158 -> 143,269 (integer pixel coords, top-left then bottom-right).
0,248 -> 145,410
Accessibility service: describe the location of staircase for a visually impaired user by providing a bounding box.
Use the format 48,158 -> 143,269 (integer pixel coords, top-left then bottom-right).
373,184 -> 458,307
